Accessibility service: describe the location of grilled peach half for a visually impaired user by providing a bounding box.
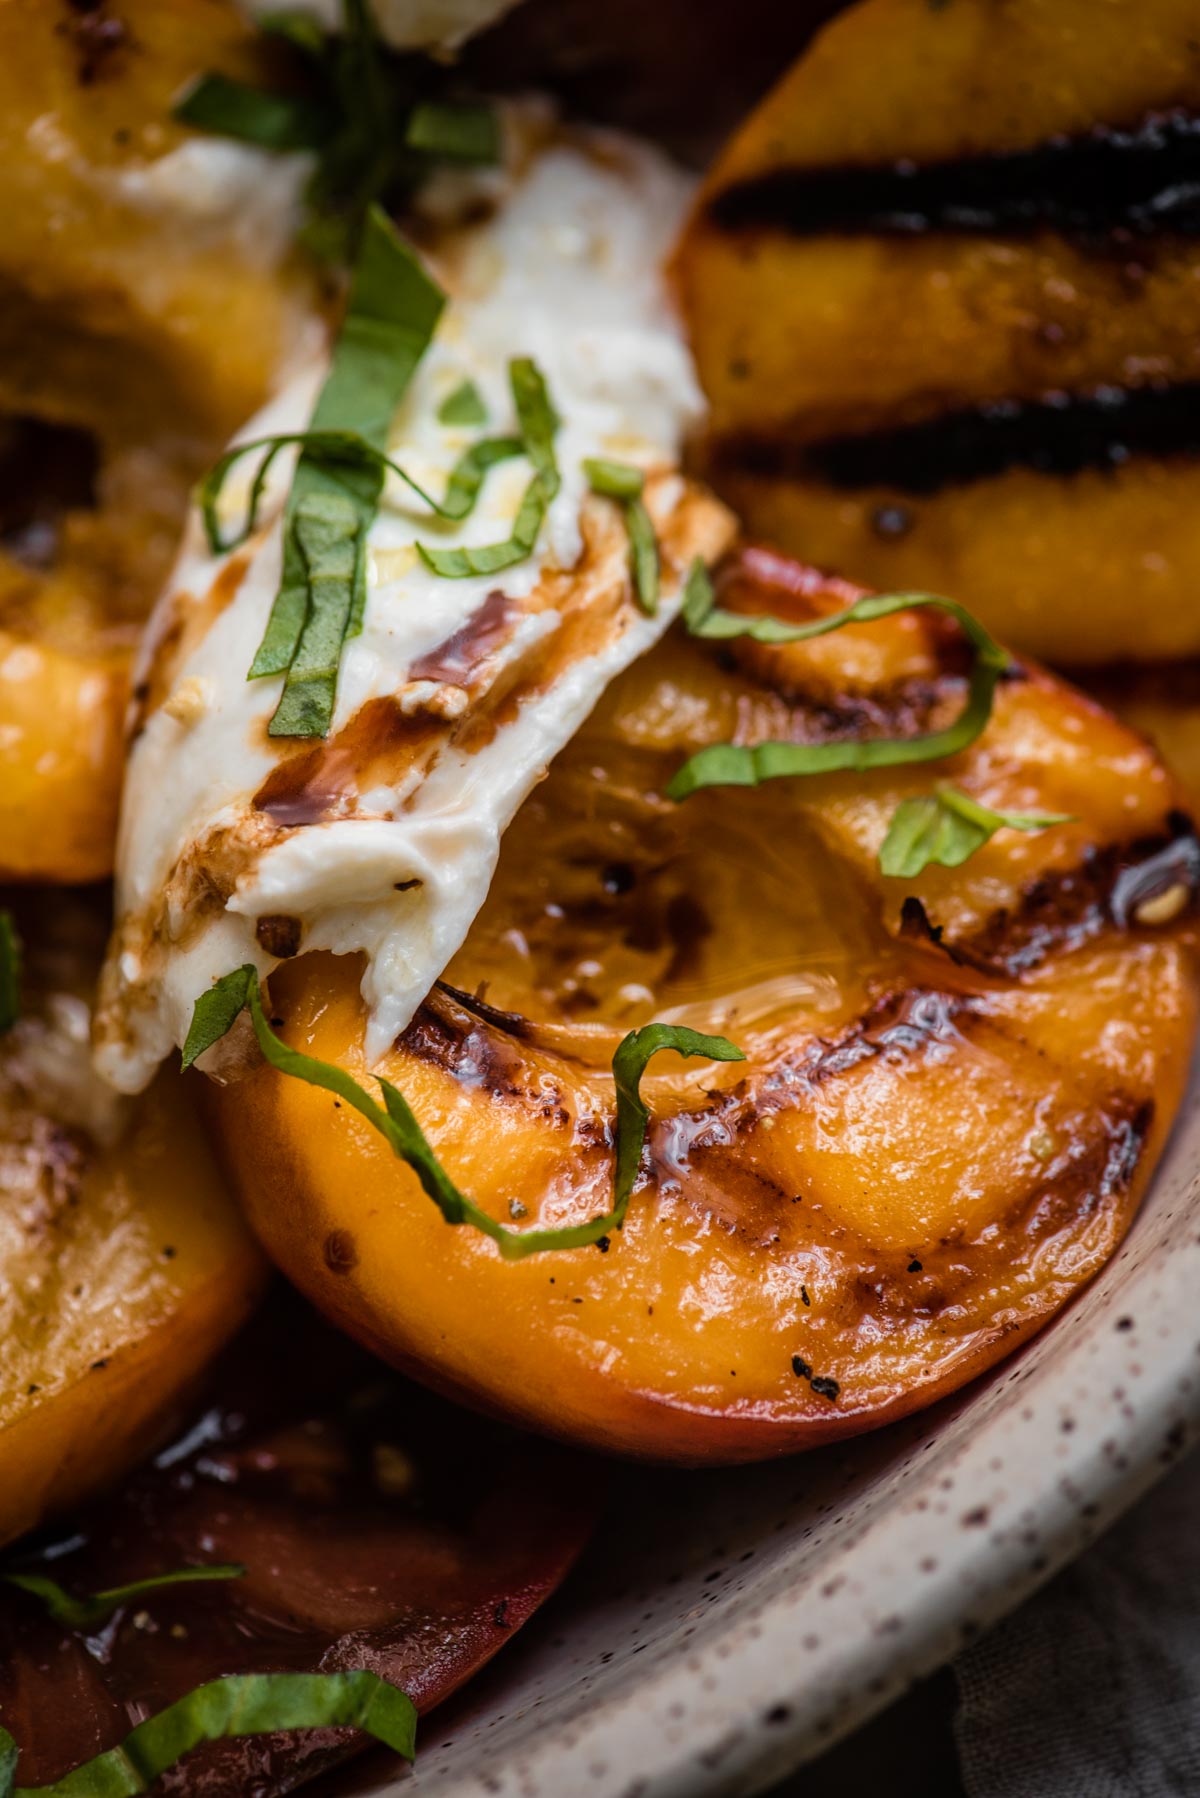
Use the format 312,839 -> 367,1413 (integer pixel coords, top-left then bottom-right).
0,894 -> 266,1544
0,632 -> 126,884
676,0 -> 1200,666
0,0 -> 320,881
212,550 -> 1199,1462
1084,661 -> 1200,819
0,0 -> 317,458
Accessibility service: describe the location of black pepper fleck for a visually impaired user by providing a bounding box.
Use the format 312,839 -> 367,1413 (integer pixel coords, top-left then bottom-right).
255,913 -> 302,959
871,503 -> 913,539
324,1229 -> 359,1275
601,863 -> 635,896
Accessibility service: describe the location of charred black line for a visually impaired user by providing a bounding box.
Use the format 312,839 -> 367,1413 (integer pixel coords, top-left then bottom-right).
402,992 -> 581,1129
1012,1090 -> 1152,1245
397,998 -> 538,1106
407,820 -> 1195,1146
396,999 -> 473,1069
720,663 -> 1000,754
1101,1099 -> 1155,1198
434,979 -> 535,1041
429,982 -> 620,1079
709,109 -> 1200,240
895,819 -> 1199,982
717,381 -> 1200,497
1080,655 -> 1200,710
898,896 -> 1007,978
960,814 -> 1200,973
801,987 -> 989,1086
1110,827 -> 1200,927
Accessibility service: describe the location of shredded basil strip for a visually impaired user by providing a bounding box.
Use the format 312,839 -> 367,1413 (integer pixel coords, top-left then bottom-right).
439,435 -> 526,522
299,0 -> 398,265
4,1565 -> 245,1633
175,0 -> 498,262
670,574 -> 1012,801
201,428 -> 525,557
405,100 -> 499,163
583,458 -> 644,502
182,968 -> 743,1260
624,498 -> 659,614
880,783 -> 1073,878
174,73 -> 333,151
0,1671 -> 416,1797
417,474 -> 547,579
583,459 -> 658,613
246,204 -> 444,738
438,379 -> 488,427
0,911 -> 20,1037
417,359 -> 561,578
201,431 -> 441,555
272,493 -> 367,737
681,556 -> 717,633
509,358 -> 560,501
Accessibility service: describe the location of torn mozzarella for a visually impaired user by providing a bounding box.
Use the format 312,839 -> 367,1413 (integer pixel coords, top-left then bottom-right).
110,140 -> 312,276
95,135 -> 734,1094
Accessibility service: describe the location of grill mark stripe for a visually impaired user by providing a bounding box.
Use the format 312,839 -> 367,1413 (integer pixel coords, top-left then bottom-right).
734,671 -> 976,748
400,821 -> 1199,1100
709,109 -> 1200,240
396,982 -> 1154,1232
715,382 -> 1200,497
957,817 -> 1200,973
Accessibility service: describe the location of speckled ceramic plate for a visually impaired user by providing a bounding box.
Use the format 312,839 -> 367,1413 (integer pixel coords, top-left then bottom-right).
335,1074 -> 1200,1798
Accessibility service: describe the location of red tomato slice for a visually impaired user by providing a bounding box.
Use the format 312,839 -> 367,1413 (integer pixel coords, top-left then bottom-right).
0,1298 -> 600,1792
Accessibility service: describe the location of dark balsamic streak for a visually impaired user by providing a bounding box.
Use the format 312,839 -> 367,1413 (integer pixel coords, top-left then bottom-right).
718,381 -> 1200,498
409,588 -> 513,685
709,109 -> 1200,239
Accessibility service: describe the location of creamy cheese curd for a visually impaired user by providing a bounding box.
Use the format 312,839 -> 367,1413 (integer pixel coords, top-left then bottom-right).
111,139 -> 312,276
96,135 -> 733,1094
